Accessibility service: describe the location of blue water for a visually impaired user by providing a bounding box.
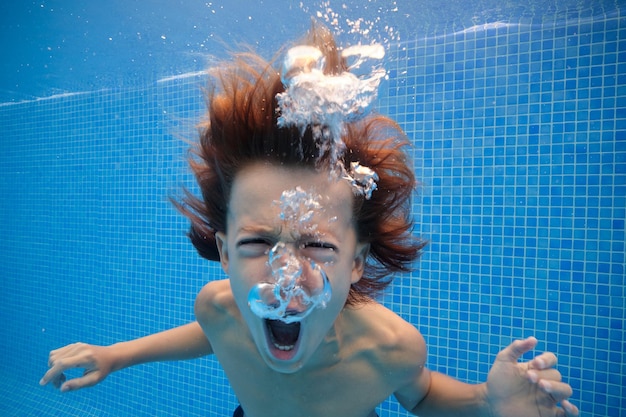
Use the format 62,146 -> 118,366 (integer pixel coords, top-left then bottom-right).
1,1 -> 624,416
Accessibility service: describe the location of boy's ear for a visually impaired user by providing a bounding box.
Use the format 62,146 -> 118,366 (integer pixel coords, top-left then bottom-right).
351,243 -> 369,284
215,231 -> 229,273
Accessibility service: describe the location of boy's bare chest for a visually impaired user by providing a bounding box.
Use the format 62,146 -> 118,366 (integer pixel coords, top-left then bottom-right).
213,334 -> 392,417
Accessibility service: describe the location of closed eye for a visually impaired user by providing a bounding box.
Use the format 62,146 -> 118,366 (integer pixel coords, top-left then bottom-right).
300,241 -> 338,263
236,238 -> 273,256
237,238 -> 272,247
302,241 -> 337,251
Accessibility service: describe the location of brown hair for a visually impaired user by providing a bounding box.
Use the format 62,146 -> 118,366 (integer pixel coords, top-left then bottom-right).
175,23 -> 426,305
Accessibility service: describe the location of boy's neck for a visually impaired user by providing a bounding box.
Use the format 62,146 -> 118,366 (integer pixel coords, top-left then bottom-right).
297,316 -> 344,371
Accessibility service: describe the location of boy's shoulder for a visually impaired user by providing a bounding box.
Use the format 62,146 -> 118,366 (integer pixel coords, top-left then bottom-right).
340,302 -> 427,375
194,279 -> 238,321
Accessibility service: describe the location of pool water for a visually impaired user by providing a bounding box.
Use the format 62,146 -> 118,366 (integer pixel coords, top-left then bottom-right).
1,1 -> 624,416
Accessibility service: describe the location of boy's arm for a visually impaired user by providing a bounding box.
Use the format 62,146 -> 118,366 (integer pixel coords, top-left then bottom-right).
396,369 -> 489,416
40,321 -> 212,392
395,337 -> 579,417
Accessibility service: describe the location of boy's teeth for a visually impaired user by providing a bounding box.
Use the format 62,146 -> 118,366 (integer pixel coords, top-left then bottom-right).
274,343 -> 295,351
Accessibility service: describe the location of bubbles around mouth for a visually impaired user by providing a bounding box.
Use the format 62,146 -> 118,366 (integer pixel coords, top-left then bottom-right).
248,243 -> 332,324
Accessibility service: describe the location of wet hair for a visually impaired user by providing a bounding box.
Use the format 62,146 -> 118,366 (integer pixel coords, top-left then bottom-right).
174,23 -> 426,305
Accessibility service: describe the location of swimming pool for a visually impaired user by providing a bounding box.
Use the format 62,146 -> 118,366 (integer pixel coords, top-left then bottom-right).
1,1 -> 624,416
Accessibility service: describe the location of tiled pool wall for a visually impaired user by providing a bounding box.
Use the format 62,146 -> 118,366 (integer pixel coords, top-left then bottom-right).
1,8 -> 624,417
379,8 -> 625,417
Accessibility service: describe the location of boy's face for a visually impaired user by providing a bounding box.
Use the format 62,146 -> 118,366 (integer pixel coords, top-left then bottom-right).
216,162 -> 367,373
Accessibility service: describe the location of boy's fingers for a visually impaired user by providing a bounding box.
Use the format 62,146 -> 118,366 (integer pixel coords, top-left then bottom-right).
40,366 -> 63,386
52,373 -> 67,389
527,368 -> 562,384
41,354 -> 87,386
528,352 -> 557,370
537,380 -> 573,403
60,371 -> 101,392
562,400 -> 580,417
496,336 -> 538,363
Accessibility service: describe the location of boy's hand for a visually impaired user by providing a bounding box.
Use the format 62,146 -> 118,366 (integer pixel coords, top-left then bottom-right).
486,337 -> 579,417
40,343 -> 114,392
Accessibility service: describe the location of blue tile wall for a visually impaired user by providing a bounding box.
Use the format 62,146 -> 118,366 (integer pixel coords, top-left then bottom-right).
380,9 -> 625,417
1,7 -> 624,417
0,80 -> 239,417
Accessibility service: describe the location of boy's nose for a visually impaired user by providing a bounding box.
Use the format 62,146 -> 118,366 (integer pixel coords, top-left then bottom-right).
284,294 -> 310,315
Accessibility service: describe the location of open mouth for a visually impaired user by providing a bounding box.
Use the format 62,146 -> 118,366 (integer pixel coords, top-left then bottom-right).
265,319 -> 301,353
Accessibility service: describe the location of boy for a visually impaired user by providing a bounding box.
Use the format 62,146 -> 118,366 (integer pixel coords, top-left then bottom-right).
40,24 -> 578,417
